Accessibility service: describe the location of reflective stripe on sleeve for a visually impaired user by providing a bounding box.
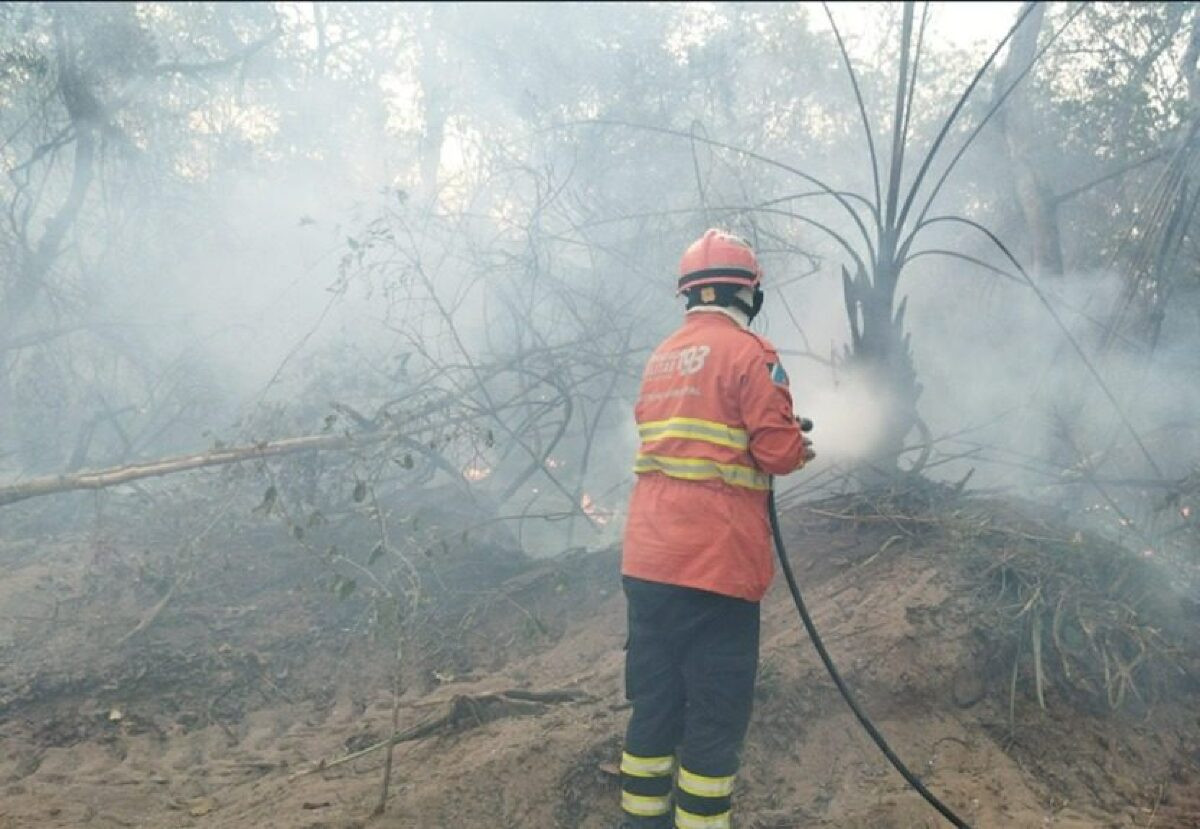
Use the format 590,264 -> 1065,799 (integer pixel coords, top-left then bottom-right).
675,805 -> 732,829
620,751 -> 675,778
633,452 -> 769,491
621,791 -> 672,817
637,417 -> 749,451
677,766 -> 736,798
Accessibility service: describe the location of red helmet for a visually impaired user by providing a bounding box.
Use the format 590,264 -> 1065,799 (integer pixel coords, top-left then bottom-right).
677,229 -> 762,295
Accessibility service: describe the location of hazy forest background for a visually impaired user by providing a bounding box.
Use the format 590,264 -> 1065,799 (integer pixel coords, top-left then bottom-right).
3,0 -> 1199,551
1,2 -> 1199,827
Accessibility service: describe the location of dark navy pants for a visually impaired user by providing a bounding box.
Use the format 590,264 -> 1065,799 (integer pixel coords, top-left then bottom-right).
620,576 -> 759,829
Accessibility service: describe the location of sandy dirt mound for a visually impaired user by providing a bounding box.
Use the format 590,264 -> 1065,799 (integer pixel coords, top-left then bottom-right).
1,495 -> 1198,828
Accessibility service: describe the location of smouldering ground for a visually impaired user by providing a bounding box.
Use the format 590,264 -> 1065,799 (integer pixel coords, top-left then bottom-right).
1,496 -> 1198,828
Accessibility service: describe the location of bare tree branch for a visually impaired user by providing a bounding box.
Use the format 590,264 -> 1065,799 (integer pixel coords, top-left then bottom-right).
0,431 -> 392,508
150,28 -> 280,77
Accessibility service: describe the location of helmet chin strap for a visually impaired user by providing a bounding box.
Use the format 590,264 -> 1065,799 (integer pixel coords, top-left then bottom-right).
685,284 -> 764,325
731,286 -> 764,323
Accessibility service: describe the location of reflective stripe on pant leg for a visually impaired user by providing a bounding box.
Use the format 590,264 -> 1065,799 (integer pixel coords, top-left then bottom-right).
621,790 -> 671,818
622,579 -> 686,824
675,764 -> 734,825
678,765 -> 735,798
621,751 -> 675,778
621,752 -> 674,820
677,595 -> 759,828
674,804 -> 731,829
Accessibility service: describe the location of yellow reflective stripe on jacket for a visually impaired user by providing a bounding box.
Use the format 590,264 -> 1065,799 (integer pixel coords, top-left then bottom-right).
634,452 -> 769,491
678,766 -> 736,798
675,805 -> 732,829
638,417 -> 749,451
622,791 -> 671,817
620,751 -> 675,778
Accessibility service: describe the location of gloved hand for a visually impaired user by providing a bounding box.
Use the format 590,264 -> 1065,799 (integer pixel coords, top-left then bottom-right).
796,416 -> 816,462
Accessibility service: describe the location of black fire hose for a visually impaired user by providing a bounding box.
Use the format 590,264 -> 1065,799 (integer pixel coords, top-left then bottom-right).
769,431 -> 971,828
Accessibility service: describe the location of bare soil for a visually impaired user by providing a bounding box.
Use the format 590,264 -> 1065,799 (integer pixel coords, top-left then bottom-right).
1,495 -> 1198,828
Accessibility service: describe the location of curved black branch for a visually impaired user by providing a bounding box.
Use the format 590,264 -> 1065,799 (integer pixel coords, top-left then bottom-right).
917,214 -> 1166,480
577,190 -> 879,228
905,248 -> 1023,283
552,118 -> 878,262
571,201 -> 867,273
907,2 -> 1086,234
689,119 -> 712,225
822,1 -> 883,219
1052,144 -> 1180,206
894,1 -> 1041,233
496,371 -> 575,505
898,3 -> 932,170
885,2 -> 917,228
759,190 -> 880,222
750,207 -> 868,276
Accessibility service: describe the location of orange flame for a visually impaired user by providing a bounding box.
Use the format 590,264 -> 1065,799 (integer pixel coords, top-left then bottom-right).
581,492 -> 613,525
463,465 -> 492,481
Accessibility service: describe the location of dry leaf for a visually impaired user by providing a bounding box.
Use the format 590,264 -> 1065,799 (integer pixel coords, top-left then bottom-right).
188,797 -> 215,817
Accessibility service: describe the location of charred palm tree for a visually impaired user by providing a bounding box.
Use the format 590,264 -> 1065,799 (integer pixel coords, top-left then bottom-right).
822,0 -> 1167,488
573,2 -> 1169,486
817,1 -> 1081,479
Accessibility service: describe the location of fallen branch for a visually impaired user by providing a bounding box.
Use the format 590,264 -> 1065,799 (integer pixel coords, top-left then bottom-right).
289,688 -> 589,780
116,491 -> 240,646
116,577 -> 178,646
0,431 -> 391,508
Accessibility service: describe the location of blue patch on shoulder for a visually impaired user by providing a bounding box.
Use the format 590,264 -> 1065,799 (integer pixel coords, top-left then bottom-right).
766,362 -> 789,387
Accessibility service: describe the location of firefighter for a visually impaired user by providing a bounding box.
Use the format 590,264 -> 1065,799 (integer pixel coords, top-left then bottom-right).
618,229 -> 813,829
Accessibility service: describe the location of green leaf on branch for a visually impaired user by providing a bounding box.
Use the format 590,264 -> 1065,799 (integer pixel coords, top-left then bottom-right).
254,485 -> 277,516
331,575 -> 357,600
368,542 -> 385,566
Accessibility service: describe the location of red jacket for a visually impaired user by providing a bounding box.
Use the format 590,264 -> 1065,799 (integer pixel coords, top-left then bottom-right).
621,311 -> 807,601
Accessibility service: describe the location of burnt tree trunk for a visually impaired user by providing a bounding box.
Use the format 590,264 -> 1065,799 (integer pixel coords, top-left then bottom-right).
837,3 -> 924,481
842,238 -> 922,480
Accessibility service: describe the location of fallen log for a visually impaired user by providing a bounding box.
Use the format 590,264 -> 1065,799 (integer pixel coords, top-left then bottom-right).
0,431 -> 389,508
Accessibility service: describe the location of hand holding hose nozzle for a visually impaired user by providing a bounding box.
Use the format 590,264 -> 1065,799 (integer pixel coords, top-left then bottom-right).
795,416 -> 816,462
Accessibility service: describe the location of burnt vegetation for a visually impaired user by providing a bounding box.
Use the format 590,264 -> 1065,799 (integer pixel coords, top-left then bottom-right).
1,2 -> 1199,826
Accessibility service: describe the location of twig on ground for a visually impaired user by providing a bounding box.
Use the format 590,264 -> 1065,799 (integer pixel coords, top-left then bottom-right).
290,688 -> 589,781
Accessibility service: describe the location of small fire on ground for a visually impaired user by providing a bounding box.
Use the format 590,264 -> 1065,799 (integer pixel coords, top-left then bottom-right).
463,465 -> 492,481
581,492 -> 613,525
